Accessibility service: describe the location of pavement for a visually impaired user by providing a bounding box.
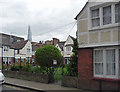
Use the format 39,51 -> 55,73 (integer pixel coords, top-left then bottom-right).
4,77 -> 97,92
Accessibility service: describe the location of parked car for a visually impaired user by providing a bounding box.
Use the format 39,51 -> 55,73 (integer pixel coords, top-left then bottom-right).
0,70 -> 5,84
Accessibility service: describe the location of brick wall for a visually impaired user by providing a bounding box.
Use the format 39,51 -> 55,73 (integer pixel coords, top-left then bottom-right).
77,48 -> 120,91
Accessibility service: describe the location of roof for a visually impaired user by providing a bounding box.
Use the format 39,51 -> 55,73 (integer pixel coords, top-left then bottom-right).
74,2 -> 88,20
69,35 -> 75,40
32,45 -> 39,51
58,41 -> 65,50
10,40 -> 28,50
0,33 -> 24,46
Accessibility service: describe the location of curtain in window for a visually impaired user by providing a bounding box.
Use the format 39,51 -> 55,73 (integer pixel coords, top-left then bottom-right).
92,9 -> 99,18
106,50 -> 115,75
92,9 -> 100,27
94,50 -> 103,75
103,6 -> 111,25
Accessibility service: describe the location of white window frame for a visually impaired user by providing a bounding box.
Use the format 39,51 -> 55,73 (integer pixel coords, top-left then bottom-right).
91,8 -> 100,27
103,5 -> 112,25
27,48 -> 30,53
115,3 -> 120,23
94,47 -> 119,79
66,46 -> 71,52
89,3 -> 119,31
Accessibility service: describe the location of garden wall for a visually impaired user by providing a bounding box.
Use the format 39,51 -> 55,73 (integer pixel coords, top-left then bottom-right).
62,75 -> 78,88
3,70 -> 49,84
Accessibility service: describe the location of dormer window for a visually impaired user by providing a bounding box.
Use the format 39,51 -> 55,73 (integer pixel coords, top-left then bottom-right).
91,8 -> 100,27
103,6 -> 111,25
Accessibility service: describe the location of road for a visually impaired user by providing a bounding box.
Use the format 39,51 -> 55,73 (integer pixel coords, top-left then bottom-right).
2,84 -> 36,92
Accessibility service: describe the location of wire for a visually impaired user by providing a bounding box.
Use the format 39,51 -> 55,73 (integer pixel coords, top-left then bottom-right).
35,21 -> 76,36
63,22 -> 77,39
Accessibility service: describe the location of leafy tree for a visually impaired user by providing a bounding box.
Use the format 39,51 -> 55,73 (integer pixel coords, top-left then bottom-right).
66,38 -> 78,76
34,45 -> 62,68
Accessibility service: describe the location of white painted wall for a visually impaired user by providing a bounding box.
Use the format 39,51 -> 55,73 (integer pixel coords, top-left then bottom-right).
15,41 -> 32,58
63,36 -> 74,58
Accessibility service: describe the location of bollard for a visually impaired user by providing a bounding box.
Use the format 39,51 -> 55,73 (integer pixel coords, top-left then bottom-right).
99,79 -> 102,92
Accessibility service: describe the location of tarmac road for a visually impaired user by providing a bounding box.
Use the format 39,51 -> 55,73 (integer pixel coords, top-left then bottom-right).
2,84 -> 36,92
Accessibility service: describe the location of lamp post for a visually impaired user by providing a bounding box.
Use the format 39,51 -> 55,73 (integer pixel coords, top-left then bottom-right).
1,46 -> 3,71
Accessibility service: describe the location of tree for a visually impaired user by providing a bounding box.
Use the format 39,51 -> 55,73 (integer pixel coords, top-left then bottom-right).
66,38 -> 78,76
34,45 -> 62,68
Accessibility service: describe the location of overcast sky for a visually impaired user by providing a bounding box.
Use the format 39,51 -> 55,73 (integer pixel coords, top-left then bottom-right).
0,0 -> 88,42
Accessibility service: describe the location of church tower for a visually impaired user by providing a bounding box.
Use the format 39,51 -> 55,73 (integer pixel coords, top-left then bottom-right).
27,25 -> 32,42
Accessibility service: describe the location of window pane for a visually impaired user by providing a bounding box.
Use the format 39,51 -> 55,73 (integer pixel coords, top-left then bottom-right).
92,9 -> 99,18
94,50 -> 103,62
95,63 -> 103,75
91,9 -> 100,27
106,49 -> 115,75
103,6 -> 111,25
94,50 -> 103,75
92,18 -> 100,27
115,3 -> 120,23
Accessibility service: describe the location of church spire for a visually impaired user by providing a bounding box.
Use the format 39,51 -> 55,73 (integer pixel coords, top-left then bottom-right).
27,25 -> 32,42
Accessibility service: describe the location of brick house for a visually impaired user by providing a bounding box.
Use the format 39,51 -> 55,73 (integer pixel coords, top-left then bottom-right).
75,1 -> 120,90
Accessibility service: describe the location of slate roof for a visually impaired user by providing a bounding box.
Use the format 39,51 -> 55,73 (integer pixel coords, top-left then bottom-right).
58,41 -> 65,50
0,33 -> 24,46
10,40 -> 28,50
32,44 -> 40,51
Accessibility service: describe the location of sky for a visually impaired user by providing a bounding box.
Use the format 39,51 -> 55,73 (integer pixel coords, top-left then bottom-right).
0,0 -> 88,42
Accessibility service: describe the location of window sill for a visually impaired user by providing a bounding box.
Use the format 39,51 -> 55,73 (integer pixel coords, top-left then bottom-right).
89,23 -> 120,31
92,77 -> 120,82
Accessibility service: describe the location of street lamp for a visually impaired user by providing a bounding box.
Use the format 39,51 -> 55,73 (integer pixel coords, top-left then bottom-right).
1,46 -> 3,71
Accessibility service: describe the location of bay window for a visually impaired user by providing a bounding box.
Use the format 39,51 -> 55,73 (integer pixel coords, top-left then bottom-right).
94,47 -> 119,78
66,46 -> 71,52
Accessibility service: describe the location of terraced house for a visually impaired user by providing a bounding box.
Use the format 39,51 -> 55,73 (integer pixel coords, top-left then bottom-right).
75,1 -> 120,90
0,27 -> 32,67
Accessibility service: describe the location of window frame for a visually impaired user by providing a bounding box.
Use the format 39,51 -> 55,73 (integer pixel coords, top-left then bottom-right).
66,46 -> 71,52
91,8 -> 100,27
89,3 -> 119,31
94,47 -> 119,79
115,3 -> 120,23
103,5 -> 112,25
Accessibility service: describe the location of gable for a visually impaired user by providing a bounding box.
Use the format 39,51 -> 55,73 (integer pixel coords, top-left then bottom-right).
64,36 -> 74,46
75,2 -> 88,20
55,44 -> 61,51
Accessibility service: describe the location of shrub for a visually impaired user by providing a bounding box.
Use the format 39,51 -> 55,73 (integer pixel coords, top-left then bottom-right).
34,45 -> 62,69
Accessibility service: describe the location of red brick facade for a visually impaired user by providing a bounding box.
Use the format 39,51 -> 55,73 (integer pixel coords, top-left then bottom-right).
77,48 -> 120,91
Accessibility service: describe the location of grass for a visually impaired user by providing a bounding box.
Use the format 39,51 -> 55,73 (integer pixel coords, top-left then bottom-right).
53,67 -> 67,80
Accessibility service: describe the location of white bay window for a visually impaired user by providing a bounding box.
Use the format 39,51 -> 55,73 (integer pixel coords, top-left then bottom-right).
94,47 -> 119,78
